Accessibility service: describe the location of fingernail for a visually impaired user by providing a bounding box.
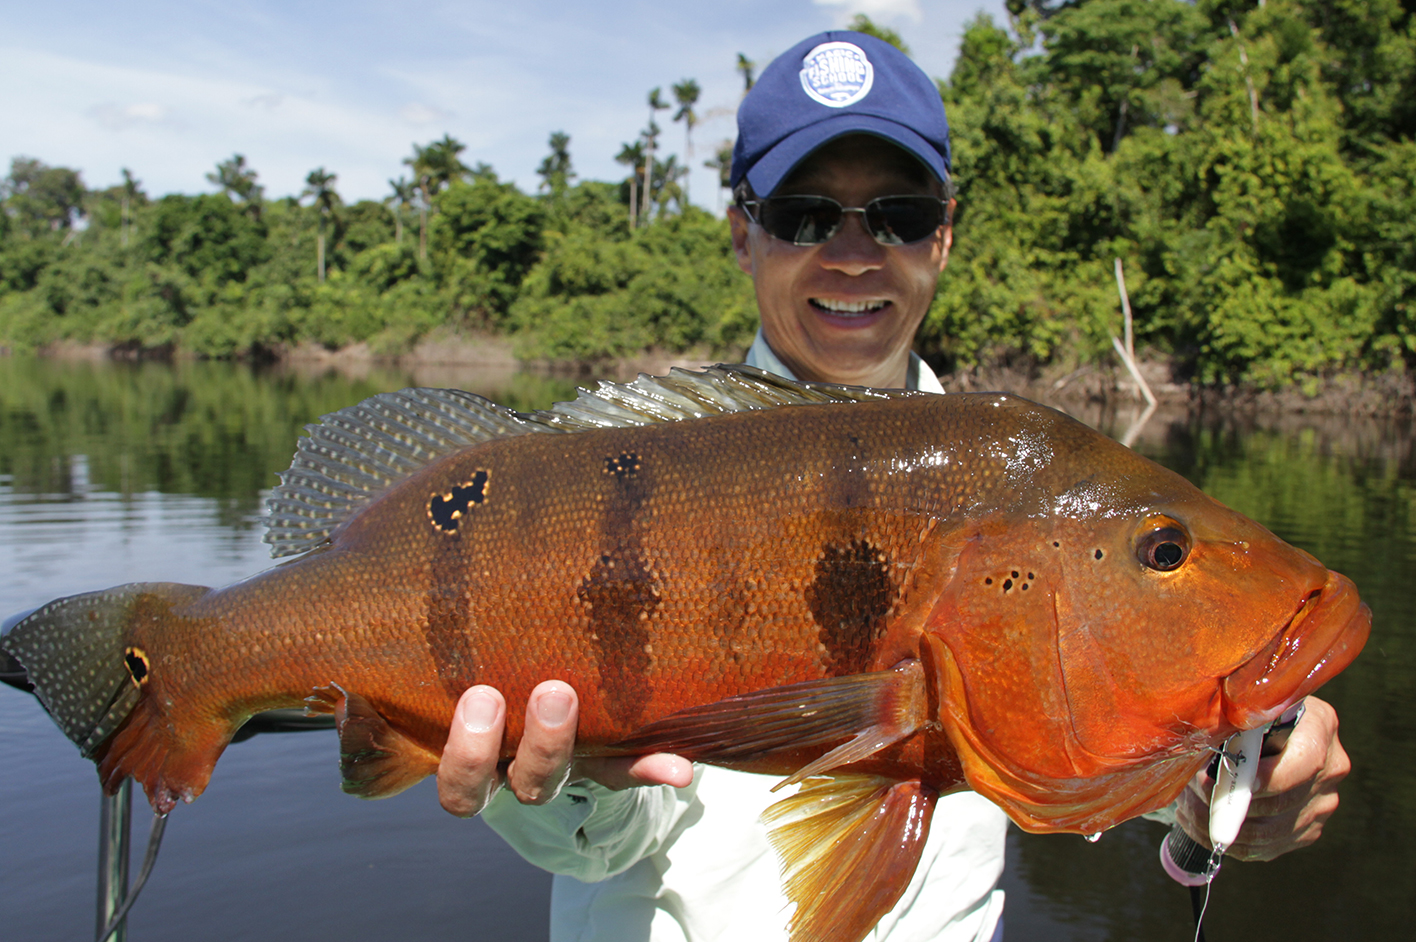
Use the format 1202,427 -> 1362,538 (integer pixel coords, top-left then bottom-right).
537,690 -> 572,728
462,690 -> 499,733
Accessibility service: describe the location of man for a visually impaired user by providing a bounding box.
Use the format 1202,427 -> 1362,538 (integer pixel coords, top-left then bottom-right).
437,30 -> 1351,941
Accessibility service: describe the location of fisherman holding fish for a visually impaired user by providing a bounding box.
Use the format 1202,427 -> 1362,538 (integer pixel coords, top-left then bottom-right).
437,30 -> 1352,942
0,28 -> 1360,942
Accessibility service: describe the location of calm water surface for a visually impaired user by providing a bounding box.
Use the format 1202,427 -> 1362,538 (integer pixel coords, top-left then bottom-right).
1,357 -> 1411,941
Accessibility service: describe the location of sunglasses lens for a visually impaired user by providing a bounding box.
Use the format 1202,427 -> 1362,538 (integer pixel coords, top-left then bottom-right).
758,196 -> 843,245
750,196 -> 945,246
866,197 -> 944,245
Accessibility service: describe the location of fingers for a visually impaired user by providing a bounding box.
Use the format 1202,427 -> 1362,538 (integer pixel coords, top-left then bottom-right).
575,753 -> 696,791
1175,697 -> 1349,862
438,681 -> 692,819
505,681 -> 579,805
438,685 -> 507,818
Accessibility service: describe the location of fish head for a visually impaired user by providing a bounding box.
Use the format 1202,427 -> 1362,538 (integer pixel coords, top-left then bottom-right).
925,409 -> 1370,834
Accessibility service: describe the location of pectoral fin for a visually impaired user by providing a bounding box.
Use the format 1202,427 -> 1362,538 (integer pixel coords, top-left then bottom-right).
763,774 -> 938,942
306,684 -> 441,798
612,660 -> 926,786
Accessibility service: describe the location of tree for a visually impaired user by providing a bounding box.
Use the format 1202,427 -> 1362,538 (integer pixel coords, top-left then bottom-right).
404,135 -> 470,260
703,140 -> 735,209
616,140 -> 645,228
385,176 -> 417,244
119,169 -> 142,248
302,167 -> 340,283
2,157 -> 86,235
429,171 -> 543,325
672,80 -> 701,205
537,131 -> 575,197
847,14 -> 911,55
736,53 -> 756,95
643,88 -> 671,226
206,154 -> 264,218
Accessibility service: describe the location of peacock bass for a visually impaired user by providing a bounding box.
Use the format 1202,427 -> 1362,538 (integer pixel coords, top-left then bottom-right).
2,365 -> 1369,942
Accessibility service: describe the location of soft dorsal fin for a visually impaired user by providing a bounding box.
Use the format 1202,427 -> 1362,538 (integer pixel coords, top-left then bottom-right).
264,387 -> 540,557
264,364 -> 919,557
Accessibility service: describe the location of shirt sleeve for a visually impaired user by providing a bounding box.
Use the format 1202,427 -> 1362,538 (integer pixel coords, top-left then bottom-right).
480,772 -> 702,883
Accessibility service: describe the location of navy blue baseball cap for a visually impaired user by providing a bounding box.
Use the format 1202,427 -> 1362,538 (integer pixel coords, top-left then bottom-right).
731,31 -> 951,198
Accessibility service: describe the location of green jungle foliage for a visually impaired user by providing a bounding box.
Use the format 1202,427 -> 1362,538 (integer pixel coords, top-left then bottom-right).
3,1 -> 1416,389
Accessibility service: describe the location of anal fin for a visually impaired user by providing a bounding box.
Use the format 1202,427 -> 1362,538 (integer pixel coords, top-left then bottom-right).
306,684 -> 440,799
763,775 -> 938,942
611,660 -> 926,787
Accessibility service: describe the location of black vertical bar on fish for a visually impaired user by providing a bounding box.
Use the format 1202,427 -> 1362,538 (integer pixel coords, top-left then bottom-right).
96,779 -> 131,942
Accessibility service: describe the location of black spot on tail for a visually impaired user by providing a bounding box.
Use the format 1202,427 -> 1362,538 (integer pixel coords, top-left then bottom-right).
123,647 -> 149,685
805,539 -> 896,675
429,470 -> 490,534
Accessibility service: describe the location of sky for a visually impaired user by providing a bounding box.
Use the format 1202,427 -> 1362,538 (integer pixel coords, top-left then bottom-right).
2,0 -> 1010,209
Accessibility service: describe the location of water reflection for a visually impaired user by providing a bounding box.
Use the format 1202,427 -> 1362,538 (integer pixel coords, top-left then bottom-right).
1,357 -> 1412,940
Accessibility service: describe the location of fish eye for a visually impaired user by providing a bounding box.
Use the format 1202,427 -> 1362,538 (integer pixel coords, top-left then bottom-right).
1136,523 -> 1190,572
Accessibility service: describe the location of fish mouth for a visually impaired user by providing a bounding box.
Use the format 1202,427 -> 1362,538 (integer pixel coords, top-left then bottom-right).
1221,570 -> 1371,729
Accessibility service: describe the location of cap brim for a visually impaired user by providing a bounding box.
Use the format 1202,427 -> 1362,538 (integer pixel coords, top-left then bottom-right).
744,114 -> 949,197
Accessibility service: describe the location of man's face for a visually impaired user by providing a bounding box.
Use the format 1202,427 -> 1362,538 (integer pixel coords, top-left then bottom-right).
729,135 -> 954,389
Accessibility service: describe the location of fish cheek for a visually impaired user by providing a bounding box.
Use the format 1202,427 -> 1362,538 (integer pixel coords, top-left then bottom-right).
1049,521 -> 1221,755
929,520 -> 1077,779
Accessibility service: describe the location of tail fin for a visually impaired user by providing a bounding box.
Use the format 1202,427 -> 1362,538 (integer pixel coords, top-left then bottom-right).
2,583 -> 214,812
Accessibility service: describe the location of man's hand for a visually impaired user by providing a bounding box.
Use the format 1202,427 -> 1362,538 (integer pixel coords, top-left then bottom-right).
1176,695 -> 1349,861
437,681 -> 695,818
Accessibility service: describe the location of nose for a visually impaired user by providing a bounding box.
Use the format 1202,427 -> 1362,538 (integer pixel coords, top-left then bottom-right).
818,208 -> 885,276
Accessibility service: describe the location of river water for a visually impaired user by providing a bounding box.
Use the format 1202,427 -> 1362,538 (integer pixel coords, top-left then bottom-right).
0,357 -> 1411,941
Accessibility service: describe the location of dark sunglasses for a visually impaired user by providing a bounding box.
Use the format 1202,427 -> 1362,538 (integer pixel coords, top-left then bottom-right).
739,194 -> 951,246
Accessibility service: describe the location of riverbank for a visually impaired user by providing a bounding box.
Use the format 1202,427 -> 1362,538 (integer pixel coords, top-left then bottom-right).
19,332 -> 1415,417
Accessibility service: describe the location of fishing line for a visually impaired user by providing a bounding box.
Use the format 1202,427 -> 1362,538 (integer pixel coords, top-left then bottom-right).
96,811 -> 167,942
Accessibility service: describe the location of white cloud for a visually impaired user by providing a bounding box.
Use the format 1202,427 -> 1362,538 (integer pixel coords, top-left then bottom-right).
243,93 -> 284,110
813,0 -> 924,24
398,102 -> 453,125
86,101 -> 179,131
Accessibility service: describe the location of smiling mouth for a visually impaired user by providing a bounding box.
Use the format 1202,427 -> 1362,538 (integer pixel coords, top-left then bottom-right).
810,298 -> 888,317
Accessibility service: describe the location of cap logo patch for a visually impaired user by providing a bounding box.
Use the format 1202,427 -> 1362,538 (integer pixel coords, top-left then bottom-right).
799,41 -> 874,108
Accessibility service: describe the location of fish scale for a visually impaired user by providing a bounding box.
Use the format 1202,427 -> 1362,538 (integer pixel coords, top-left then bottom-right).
1,364 -> 1369,942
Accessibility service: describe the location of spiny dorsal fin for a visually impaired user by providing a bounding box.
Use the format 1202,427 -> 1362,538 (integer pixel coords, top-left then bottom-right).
533,363 -> 914,430
264,365 -> 920,557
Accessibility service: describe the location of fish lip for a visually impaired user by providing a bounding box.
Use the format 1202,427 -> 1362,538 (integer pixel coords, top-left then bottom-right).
1221,570 -> 1371,729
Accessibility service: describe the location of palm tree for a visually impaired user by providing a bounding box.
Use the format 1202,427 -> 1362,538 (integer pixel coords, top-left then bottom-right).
643,88 -> 670,225
119,168 -> 140,248
403,135 -> 469,259
206,154 -> 264,218
386,176 -> 417,244
537,131 -> 574,197
301,168 -> 340,283
616,140 -> 645,229
703,141 -> 733,210
672,79 -> 700,206
736,53 -> 756,95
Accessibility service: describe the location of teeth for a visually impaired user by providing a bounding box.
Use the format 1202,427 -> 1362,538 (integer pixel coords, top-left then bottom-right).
812,299 -> 887,314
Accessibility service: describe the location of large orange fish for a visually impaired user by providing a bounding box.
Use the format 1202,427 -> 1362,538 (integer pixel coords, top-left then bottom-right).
3,366 -> 1369,942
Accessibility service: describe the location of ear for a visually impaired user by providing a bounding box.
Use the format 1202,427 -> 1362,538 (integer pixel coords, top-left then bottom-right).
728,206 -> 755,276
937,199 -> 957,274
